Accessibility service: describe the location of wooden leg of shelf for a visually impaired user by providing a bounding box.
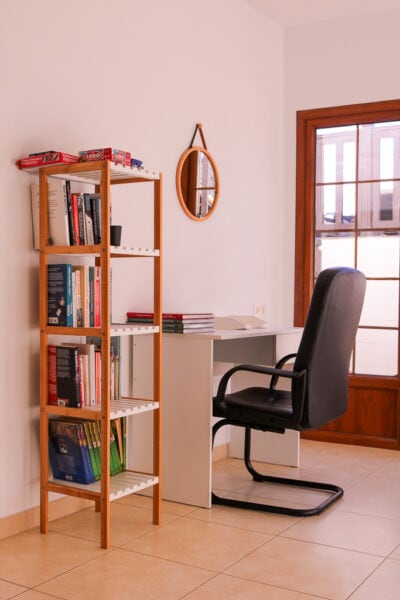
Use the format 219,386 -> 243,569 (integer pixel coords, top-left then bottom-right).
40,487 -> 48,534
95,499 -> 101,513
153,483 -> 161,525
100,498 -> 110,549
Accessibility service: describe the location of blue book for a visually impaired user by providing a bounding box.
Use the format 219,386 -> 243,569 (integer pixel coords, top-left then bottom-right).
48,264 -> 73,326
48,419 -> 95,484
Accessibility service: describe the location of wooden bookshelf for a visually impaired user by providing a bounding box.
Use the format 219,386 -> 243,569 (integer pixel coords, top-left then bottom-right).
36,160 -> 162,548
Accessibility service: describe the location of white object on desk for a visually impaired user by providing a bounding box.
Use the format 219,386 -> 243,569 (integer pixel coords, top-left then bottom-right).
214,315 -> 268,330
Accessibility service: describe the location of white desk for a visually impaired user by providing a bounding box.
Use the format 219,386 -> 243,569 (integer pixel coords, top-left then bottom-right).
128,327 -> 302,508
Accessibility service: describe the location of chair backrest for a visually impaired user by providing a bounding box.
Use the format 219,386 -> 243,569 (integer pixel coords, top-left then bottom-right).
293,267 -> 366,430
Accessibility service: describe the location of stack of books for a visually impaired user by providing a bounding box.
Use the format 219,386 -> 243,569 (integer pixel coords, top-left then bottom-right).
126,312 -> 215,333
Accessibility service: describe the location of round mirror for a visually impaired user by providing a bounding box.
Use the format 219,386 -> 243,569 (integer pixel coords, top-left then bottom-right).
176,146 -> 220,221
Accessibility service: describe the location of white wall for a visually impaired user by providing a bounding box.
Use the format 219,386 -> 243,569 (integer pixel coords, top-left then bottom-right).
283,6 -> 400,320
0,0 -> 285,519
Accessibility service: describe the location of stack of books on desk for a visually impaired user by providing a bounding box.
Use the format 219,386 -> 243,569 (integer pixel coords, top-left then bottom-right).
126,312 -> 215,333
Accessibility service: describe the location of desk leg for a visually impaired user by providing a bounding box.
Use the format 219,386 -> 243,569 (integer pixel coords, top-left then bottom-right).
162,335 -> 214,508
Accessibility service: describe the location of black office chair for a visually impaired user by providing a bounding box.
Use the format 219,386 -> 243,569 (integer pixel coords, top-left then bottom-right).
212,267 -> 366,517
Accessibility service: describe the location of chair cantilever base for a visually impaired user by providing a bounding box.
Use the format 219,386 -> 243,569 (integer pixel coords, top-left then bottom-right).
212,419 -> 343,517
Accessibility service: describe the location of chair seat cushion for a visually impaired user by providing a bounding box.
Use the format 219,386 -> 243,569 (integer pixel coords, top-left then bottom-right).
213,387 -> 294,429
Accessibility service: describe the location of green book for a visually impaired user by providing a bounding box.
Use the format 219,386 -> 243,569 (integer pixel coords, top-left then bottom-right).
83,422 -> 100,480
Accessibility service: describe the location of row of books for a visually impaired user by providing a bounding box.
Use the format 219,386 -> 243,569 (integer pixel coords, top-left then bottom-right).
48,263 -> 101,327
48,340 -> 120,408
126,311 -> 215,333
49,417 -> 126,485
31,180 -> 102,248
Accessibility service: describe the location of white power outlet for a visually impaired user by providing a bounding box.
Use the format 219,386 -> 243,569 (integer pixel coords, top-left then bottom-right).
253,303 -> 266,316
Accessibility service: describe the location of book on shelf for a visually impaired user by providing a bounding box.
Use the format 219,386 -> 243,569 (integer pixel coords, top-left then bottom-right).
83,422 -> 100,480
48,263 -> 100,329
50,336 -> 121,410
62,342 -> 96,407
48,417 -> 127,485
83,193 -> 95,245
86,336 -> 121,401
48,345 -> 80,408
48,264 -> 73,326
48,419 -> 94,484
90,193 -> 101,244
30,180 -> 70,249
32,179 -> 101,248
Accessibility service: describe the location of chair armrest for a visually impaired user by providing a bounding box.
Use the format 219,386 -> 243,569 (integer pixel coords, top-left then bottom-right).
270,353 -> 298,389
215,363 -> 305,401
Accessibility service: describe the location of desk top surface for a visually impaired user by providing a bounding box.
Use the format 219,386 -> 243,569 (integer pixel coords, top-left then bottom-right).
164,326 -> 302,341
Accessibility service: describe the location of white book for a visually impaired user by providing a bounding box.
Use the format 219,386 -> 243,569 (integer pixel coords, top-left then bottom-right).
30,180 -> 70,249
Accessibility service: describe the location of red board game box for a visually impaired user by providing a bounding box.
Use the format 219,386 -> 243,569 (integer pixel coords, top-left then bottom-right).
17,151 -> 79,169
78,148 -> 131,166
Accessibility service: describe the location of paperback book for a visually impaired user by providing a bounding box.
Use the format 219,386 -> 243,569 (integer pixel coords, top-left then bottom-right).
48,264 -> 73,326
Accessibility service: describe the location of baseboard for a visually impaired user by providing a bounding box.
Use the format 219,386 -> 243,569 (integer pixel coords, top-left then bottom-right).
212,443 -> 228,462
0,496 -> 92,541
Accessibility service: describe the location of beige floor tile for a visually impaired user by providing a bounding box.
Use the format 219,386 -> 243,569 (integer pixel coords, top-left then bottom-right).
36,547 -> 213,600
115,492 -> 197,516
0,579 -> 27,599
49,503 -> 177,546
0,529 -> 104,587
189,504 -> 300,535
282,509 -> 400,556
348,558 -> 400,599
225,537 -> 382,600
123,516 -> 272,571
12,592 -> 60,599
184,573 -> 321,599
339,470 -> 400,519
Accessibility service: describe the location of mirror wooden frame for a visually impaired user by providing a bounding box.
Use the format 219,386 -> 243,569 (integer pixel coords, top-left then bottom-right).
176,145 -> 220,221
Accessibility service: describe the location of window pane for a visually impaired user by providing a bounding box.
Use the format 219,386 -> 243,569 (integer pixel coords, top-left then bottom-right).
355,328 -> 398,376
321,185 -> 336,223
316,126 -> 357,184
343,184 -> 356,224
315,233 -> 355,276
359,280 -> 399,328
316,184 -> 355,227
343,141 -> 356,181
358,182 -> 400,229
359,121 -> 400,181
357,232 -> 400,277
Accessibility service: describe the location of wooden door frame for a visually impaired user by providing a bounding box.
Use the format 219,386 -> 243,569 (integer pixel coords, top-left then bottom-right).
295,99 -> 400,450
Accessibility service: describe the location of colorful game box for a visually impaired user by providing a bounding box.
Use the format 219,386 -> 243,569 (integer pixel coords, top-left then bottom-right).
17,151 -> 79,169
78,148 -> 131,166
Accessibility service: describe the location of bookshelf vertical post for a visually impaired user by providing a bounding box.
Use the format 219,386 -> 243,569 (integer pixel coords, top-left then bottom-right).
153,175 -> 162,525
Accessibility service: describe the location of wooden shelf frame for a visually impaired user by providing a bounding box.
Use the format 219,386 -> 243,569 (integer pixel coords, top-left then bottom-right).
38,160 -> 162,549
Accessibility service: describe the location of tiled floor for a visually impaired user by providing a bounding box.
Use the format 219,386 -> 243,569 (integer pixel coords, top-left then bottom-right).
1,439 -> 400,599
